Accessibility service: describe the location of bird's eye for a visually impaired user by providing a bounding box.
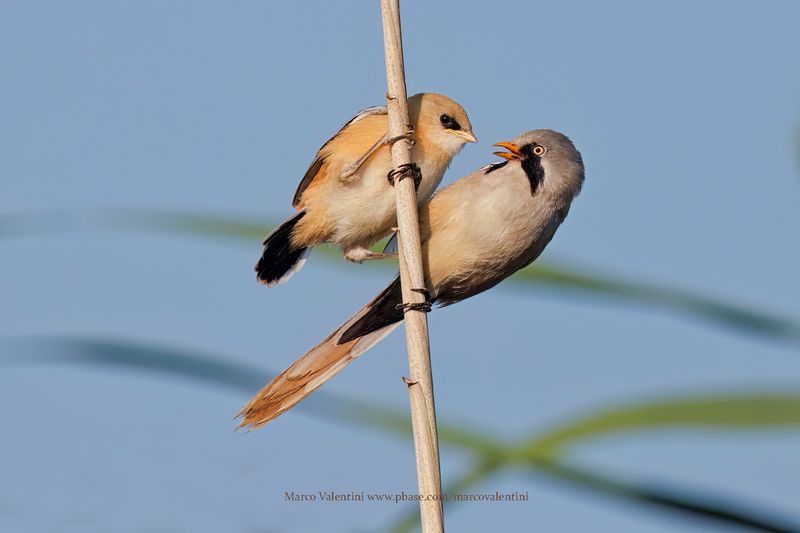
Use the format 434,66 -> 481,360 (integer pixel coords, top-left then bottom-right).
533,145 -> 545,156
439,114 -> 461,130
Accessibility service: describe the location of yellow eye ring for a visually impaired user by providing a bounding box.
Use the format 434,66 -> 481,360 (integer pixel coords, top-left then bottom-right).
533,145 -> 545,156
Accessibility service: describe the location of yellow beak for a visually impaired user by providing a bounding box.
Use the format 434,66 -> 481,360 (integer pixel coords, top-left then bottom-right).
492,141 -> 522,160
451,129 -> 478,143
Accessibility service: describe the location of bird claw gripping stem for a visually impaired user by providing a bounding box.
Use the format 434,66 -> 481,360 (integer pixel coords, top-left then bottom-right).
387,162 -> 423,189
397,287 -> 432,313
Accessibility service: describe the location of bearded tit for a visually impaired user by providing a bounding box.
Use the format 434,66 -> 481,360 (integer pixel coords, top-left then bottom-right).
255,93 -> 476,287
240,129 -> 584,429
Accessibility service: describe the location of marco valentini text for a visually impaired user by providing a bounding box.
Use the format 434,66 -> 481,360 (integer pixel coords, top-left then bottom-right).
284,490 -> 530,504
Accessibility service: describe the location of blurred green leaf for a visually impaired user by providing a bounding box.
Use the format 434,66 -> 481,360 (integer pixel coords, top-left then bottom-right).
386,393 -> 800,533
517,263 -> 800,344
16,336 -> 795,461
0,336 -> 357,422
529,460 -> 800,533
2,208 -> 799,345
2,336 -> 265,391
0,208 -> 265,242
349,404 -> 505,459
521,393 -> 800,458
389,457 -> 800,533
5,336 -> 800,532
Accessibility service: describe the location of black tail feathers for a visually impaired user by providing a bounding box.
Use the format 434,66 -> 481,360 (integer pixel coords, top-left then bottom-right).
255,211 -> 309,287
338,277 -> 404,344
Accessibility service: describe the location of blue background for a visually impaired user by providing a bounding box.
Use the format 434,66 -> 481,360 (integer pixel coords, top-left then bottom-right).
1,1 -> 799,531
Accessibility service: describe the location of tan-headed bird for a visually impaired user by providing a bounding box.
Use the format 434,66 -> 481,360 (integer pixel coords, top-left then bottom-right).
240,129 -> 584,429
255,93 -> 476,287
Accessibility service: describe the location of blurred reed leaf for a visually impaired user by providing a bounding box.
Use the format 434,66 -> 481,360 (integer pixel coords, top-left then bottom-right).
348,405 -> 505,459
1,208 -> 799,345
518,264 -> 800,344
527,460 -> 800,533
4,336 -> 800,532
0,336 -> 357,421
0,208 -> 266,242
390,458 -> 800,533
352,390 -> 800,533
521,393 -> 800,458
2,336 -> 265,391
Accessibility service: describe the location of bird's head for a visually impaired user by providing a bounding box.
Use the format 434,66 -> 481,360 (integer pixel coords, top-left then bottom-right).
493,129 -> 584,195
409,93 -> 477,156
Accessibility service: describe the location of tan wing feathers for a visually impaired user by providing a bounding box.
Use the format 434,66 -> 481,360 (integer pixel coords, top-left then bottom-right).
292,156 -> 325,209
291,108 -> 389,209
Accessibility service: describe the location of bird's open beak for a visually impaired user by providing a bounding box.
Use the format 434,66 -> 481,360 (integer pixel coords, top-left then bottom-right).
451,129 -> 478,143
493,141 -> 523,160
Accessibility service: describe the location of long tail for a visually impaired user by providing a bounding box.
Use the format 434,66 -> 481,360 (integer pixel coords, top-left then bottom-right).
238,278 -> 405,429
255,211 -> 310,287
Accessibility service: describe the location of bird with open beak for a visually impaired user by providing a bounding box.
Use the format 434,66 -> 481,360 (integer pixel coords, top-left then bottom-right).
255,93 -> 476,287
239,129 -> 584,429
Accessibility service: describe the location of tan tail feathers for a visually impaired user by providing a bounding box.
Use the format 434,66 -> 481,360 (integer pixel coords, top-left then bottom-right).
237,286 -> 402,430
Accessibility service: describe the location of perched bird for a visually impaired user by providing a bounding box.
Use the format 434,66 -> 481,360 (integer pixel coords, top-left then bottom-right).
240,129 -> 584,429
255,92 -> 476,287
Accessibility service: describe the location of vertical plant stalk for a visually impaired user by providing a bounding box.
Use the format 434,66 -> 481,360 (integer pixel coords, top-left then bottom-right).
380,0 -> 445,531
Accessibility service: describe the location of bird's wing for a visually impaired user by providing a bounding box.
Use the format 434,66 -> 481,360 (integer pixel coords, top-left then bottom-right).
292,106 -> 389,208
339,105 -> 388,130
519,205 -> 571,270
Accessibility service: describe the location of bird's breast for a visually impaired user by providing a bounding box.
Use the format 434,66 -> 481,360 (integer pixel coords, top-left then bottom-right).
423,169 -> 565,301
312,147 -> 450,246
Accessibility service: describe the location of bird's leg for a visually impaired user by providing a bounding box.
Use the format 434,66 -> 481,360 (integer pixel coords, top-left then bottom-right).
365,252 -> 398,260
387,162 -> 423,190
339,134 -> 389,182
339,129 -> 416,182
397,287 -> 433,313
343,244 -> 398,263
385,132 -> 415,147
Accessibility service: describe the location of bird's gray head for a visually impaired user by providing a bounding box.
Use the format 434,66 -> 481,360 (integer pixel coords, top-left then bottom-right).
493,129 -> 584,196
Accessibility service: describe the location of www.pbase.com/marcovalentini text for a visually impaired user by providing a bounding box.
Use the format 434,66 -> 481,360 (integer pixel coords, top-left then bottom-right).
284,491 -> 530,504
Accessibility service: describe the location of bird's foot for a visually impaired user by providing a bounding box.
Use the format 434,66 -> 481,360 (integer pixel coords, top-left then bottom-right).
397,288 -> 433,313
387,162 -> 422,190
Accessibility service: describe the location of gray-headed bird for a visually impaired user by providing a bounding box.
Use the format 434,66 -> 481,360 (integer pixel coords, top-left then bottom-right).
240,129 -> 584,429
255,93 -> 476,287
